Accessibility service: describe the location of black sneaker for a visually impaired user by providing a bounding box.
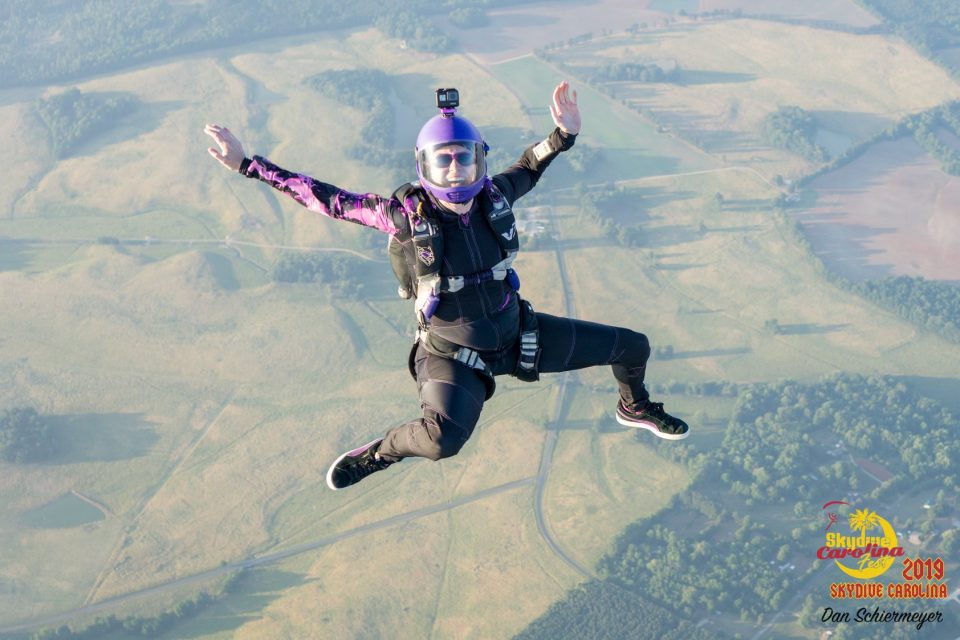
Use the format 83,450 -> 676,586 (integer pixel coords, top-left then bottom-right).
615,401 -> 689,440
326,438 -> 394,490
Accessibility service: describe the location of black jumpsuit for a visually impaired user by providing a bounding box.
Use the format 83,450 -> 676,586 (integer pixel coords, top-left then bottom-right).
239,128 -> 650,463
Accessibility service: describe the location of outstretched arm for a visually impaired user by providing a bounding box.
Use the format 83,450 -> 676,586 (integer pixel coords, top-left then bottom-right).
493,81 -> 580,203
204,123 -> 406,235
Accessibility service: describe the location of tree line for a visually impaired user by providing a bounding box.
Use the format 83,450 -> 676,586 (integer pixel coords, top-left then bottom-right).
858,0 -> 960,73
853,276 -> 960,343
28,571 -> 246,639
515,579 -> 717,640
592,62 -> 677,83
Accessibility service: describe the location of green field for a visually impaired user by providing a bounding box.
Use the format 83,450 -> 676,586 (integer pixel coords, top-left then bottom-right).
3,6 -> 960,640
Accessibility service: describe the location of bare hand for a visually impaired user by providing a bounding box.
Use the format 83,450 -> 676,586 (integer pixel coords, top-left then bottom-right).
549,81 -> 581,135
204,123 -> 246,172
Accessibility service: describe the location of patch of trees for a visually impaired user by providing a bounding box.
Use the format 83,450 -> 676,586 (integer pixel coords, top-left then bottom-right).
574,184 -> 645,248
34,88 -> 137,159
646,379 -> 741,397
272,251 -> 366,298
761,106 -> 830,162
305,68 -> 407,184
593,62 -> 677,83
0,407 -> 53,463
515,579 -> 718,640
30,588 -> 224,639
900,100 -> 960,175
563,144 -> 600,174
374,10 -> 452,52
854,276 -> 960,343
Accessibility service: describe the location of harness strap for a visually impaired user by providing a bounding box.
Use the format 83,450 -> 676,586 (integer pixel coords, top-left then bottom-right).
416,329 -> 490,374
514,299 -> 541,382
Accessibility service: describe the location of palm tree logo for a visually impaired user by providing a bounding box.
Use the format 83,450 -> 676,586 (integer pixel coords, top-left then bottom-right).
849,508 -> 882,570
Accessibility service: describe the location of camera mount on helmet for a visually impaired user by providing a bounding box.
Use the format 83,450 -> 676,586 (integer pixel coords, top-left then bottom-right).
416,87 -> 488,204
435,88 -> 459,116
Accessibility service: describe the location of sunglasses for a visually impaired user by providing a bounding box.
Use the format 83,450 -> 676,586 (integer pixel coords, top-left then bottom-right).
431,150 -> 475,168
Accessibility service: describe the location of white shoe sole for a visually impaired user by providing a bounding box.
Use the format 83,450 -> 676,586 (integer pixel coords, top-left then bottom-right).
326,438 -> 383,491
616,413 -> 690,440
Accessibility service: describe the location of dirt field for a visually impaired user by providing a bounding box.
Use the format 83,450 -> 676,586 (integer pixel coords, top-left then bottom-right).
802,137 -> 960,282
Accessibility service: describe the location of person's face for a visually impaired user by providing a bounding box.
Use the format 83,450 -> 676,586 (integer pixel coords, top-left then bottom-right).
428,144 -> 477,187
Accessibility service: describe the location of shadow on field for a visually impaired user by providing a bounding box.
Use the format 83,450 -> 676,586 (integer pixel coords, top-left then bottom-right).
44,413 -> 159,463
638,223 -> 700,248
70,98 -> 186,158
721,198 -> 772,212
809,109 -> 891,140
650,262 -> 704,271
675,70 -> 756,86
777,322 -> 848,335
794,212 -> 897,281
0,238 -> 34,271
173,568 -> 305,639
708,224 -> 764,233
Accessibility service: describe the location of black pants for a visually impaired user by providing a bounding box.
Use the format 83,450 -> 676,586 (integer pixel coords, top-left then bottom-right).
376,312 -> 650,462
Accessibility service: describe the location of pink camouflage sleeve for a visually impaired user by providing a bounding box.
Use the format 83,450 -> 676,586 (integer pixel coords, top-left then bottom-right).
241,155 -> 406,235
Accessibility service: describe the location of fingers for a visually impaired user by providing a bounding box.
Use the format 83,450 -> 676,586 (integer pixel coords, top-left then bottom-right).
552,81 -> 578,111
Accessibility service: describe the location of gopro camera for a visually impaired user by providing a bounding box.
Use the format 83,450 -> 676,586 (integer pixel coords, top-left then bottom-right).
435,88 -> 459,110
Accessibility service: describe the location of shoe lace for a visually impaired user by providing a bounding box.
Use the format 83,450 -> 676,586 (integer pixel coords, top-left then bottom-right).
344,452 -> 392,483
644,402 -> 666,417
643,402 -> 685,432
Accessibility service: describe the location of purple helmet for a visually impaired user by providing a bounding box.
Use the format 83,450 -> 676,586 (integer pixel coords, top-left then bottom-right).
415,113 -> 488,203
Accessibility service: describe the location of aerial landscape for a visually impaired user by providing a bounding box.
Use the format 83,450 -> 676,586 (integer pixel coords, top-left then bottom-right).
1,1 -> 959,638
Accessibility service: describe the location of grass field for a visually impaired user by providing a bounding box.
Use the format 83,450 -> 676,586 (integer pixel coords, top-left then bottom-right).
547,18 -> 960,179
4,6 -> 960,639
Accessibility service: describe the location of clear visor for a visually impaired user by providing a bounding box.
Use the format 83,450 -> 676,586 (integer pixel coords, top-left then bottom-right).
417,141 -> 486,189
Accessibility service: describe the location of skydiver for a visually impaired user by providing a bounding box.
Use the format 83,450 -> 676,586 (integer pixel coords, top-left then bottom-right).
204,81 -> 688,491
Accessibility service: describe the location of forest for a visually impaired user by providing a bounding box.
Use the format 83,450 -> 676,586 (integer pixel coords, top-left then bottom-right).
515,579 -> 716,640
858,0 -> 960,69
0,0 -> 523,87
853,276 -> 960,344
516,373 -> 959,635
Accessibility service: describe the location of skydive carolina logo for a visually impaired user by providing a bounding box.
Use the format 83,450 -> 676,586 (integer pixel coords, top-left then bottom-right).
818,501 -> 904,579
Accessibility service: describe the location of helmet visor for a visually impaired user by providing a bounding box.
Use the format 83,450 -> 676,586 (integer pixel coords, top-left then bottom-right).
417,141 -> 486,190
